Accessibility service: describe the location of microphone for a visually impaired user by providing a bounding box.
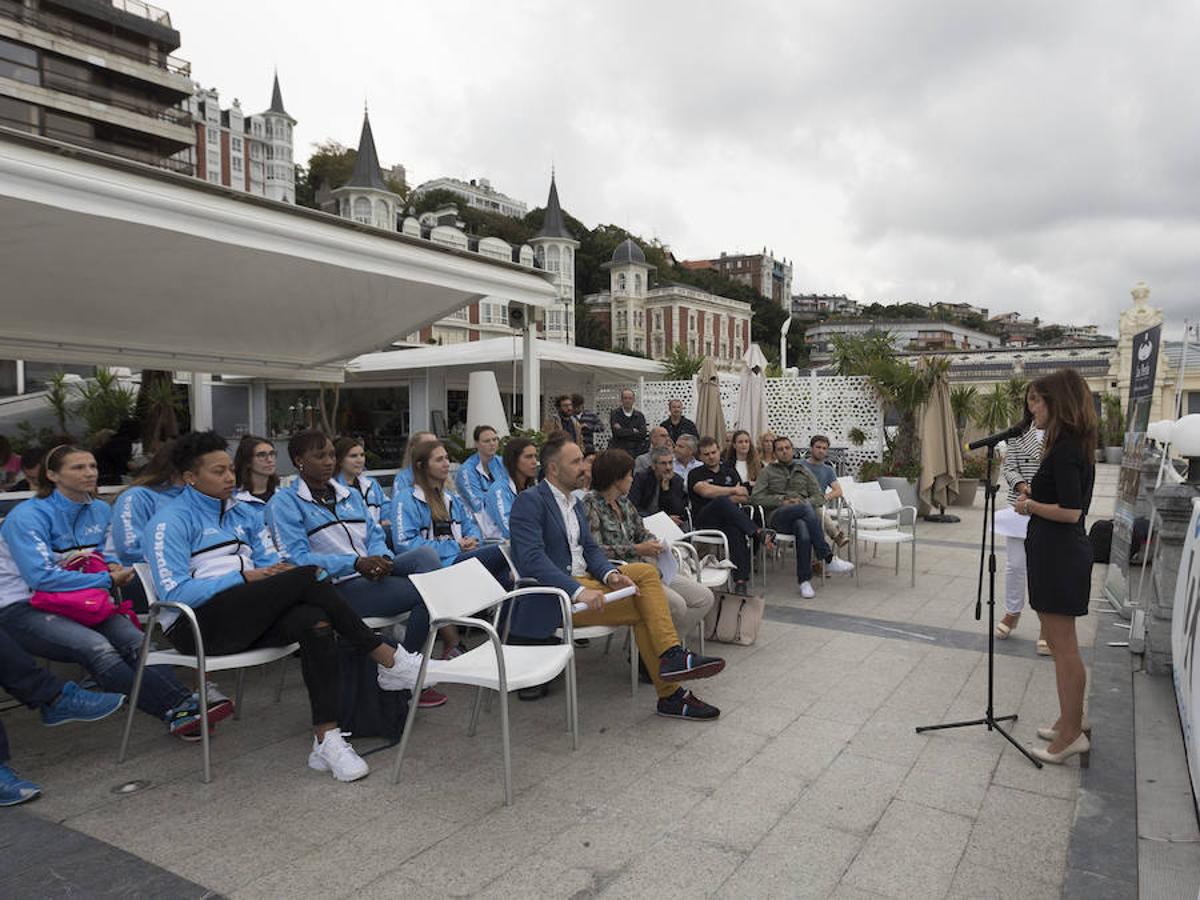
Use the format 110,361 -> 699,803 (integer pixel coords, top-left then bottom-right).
967,423 -> 1025,451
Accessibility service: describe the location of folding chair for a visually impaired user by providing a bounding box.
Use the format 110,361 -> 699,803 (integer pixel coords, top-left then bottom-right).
118,564 -> 298,783
394,558 -> 578,805
849,489 -> 918,587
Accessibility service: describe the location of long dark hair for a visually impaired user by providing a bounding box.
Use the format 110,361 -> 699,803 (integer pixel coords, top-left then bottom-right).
1030,369 -> 1099,464
37,444 -> 92,499
234,434 -> 279,496
723,429 -> 761,480
411,439 -> 450,521
502,437 -> 537,492
126,439 -> 177,490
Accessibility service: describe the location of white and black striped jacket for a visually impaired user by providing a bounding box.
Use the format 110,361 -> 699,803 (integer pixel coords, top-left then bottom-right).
1001,427 -> 1044,506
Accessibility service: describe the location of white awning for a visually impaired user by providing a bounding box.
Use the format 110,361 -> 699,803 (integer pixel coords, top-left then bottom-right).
347,336 -> 665,383
0,130 -> 558,381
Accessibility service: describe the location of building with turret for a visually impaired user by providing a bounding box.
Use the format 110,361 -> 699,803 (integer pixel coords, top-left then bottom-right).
527,175 -> 579,344
332,111 -> 399,229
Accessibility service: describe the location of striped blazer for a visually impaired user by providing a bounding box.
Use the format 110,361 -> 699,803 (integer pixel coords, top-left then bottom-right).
1001,427 -> 1043,506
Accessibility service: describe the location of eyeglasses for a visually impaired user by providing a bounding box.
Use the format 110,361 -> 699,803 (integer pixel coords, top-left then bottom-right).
254,450 -> 278,460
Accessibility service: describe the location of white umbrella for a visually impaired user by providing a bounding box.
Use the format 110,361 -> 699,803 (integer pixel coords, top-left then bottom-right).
735,343 -> 769,439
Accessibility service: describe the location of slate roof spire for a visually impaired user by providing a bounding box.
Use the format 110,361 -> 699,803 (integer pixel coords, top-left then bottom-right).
268,70 -> 290,117
534,172 -> 572,240
344,109 -> 388,191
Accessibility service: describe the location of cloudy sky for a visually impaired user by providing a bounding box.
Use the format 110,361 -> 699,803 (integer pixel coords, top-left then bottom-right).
174,1 -> 1198,338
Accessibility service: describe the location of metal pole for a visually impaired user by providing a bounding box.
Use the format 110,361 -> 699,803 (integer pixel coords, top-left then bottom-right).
780,316 -> 792,372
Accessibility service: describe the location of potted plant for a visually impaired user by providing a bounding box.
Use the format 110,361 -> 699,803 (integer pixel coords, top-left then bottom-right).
953,454 -> 987,506
1101,393 -> 1124,463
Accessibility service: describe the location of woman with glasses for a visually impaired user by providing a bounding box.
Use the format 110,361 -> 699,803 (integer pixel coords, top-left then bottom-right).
233,435 -> 281,554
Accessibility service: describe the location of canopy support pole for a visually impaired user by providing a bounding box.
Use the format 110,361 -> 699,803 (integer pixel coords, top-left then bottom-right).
522,316 -> 540,429
189,373 -> 213,432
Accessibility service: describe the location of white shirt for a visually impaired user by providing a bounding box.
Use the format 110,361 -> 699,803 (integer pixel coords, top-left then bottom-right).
548,481 -> 588,577
673,458 -> 700,480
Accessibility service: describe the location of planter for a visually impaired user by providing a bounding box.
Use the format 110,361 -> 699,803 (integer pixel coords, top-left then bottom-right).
878,476 -> 920,511
1103,446 -> 1123,464
952,478 -> 980,507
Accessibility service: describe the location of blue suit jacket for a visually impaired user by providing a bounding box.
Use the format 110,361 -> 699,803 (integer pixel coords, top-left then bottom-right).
507,480 -> 614,638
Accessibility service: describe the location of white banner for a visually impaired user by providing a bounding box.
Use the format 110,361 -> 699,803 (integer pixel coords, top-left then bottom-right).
1170,497 -> 1200,806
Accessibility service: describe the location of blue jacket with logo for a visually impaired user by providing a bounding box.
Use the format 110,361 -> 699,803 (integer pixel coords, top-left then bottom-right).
268,478 -> 388,583
111,483 -> 184,565
144,486 -> 279,621
0,490 -> 114,608
482,477 -> 521,540
389,484 -> 480,567
335,472 -> 387,525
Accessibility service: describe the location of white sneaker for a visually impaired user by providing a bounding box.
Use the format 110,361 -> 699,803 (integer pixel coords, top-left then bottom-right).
799,581 -> 815,599
826,556 -> 855,575
377,648 -> 442,692
308,731 -> 369,782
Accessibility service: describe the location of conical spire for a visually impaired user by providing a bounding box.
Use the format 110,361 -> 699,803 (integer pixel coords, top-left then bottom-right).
344,110 -> 388,191
534,173 -> 573,239
268,71 -> 288,115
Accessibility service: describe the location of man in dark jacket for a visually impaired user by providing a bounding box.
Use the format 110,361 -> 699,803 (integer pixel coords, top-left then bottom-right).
631,448 -> 688,524
609,389 -> 648,456
660,399 -> 699,445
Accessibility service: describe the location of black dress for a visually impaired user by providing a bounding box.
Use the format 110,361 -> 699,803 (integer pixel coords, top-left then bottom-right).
1025,437 -> 1095,617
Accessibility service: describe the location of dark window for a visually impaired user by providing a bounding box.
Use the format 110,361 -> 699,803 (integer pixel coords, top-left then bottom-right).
0,96 -> 37,132
43,111 -> 94,140
1188,392 -> 1200,415
0,36 -> 38,85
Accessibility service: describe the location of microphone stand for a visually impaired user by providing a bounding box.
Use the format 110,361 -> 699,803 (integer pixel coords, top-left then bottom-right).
914,441 -> 1043,768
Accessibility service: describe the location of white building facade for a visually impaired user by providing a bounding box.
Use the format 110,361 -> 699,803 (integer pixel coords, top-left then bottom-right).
412,176 -> 527,218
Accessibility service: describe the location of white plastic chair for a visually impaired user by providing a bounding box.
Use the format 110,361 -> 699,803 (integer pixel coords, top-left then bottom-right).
841,481 -> 893,532
849,489 -> 918,587
118,564 -> 299,783
393,558 -> 579,805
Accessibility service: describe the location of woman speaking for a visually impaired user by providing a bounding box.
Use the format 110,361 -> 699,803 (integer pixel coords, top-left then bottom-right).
1014,369 -> 1097,767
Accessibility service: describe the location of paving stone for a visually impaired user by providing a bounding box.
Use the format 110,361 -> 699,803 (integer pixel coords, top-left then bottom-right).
600,834 -> 744,898
947,861 -> 1062,899
897,739 -> 999,818
961,785 -> 1074,879
842,799 -> 972,898
717,814 -> 863,898
672,758 -> 810,851
797,752 -> 909,835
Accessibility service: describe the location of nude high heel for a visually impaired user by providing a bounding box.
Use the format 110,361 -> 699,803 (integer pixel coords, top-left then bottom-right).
1036,717 -> 1091,742
1029,732 -> 1090,767
995,613 -> 1020,639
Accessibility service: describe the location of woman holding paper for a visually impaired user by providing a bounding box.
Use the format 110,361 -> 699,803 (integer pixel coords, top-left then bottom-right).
583,449 -> 713,646
995,391 -> 1048,653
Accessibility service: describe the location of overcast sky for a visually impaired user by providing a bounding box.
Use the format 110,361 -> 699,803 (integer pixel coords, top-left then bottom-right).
173,1 -> 1198,338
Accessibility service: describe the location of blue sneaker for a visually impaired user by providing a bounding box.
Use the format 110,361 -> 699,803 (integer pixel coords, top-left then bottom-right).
40,681 -> 126,727
0,764 -> 41,806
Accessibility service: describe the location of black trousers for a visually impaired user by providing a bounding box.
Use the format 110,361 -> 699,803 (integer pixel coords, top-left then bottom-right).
694,496 -> 759,581
166,566 -> 384,726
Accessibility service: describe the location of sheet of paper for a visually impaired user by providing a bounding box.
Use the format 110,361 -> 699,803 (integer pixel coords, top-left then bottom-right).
642,511 -> 685,544
993,506 -> 1030,540
656,543 -> 678,585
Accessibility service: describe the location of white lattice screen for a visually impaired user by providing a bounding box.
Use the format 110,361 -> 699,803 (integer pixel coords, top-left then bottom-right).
580,375 -> 883,474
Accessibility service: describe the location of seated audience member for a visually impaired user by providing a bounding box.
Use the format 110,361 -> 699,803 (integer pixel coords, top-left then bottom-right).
0,625 -> 125,806
269,431 -> 447,708
390,440 -> 513,587
483,436 -> 538,540
335,436 -> 387,530
149,431 -> 445,780
232,434 -> 280,546
507,433 -> 725,718
573,449 -> 596,504
687,436 -> 776,594
454,425 -> 506,539
571,393 -> 604,455
111,440 -> 184,566
725,429 -> 762,487
634,426 -> 672,475
630,447 -> 689,525
0,445 -> 227,740
585,450 -> 714,645
752,436 -> 854,598
758,431 -> 778,468
541,394 -> 584,447
393,431 -> 437,492
673,435 -> 702,480
6,447 -> 42,493
803,434 -> 849,548
661,398 -> 699,445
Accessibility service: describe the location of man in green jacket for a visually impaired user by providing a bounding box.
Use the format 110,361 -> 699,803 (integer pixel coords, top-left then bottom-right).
751,436 -> 853,597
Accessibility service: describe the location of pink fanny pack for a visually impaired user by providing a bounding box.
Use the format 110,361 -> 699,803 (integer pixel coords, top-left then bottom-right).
30,552 -> 140,630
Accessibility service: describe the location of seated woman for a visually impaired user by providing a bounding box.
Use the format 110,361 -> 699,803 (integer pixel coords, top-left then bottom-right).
583,449 -> 714,645
110,440 -> 184,566
758,431 -> 778,470
724,429 -> 763,488
483,437 -> 538,540
0,445 -> 227,741
392,431 -> 437,493
455,425 -> 506,540
231,434 -> 280,548
147,431 -> 445,781
334,436 -> 387,530
389,440 -> 513,586
268,431 -> 448,708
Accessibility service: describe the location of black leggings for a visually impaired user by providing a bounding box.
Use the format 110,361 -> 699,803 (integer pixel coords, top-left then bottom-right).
166,566 -> 384,726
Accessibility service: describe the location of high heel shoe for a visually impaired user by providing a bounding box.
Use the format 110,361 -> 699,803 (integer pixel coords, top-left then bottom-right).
1036,717 -> 1091,741
1036,638 -> 1051,656
995,614 -> 1020,639
1029,732 -> 1090,767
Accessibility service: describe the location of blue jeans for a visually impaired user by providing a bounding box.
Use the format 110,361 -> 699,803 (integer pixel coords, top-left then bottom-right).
771,503 -> 832,582
335,547 -> 440,653
0,625 -> 66,764
0,603 -> 191,720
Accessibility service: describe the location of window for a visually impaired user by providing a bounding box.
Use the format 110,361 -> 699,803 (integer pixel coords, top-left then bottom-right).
617,273 -> 627,292
689,337 -> 699,355
546,309 -> 564,331
232,156 -> 242,173
547,245 -> 560,274
0,96 -> 36,133
653,310 -> 663,330
207,171 -> 221,184
705,340 -> 713,356
207,128 -> 218,145
447,307 -> 469,321
688,311 -> 697,332
231,137 -> 242,152
634,273 -> 642,296
0,38 -> 39,86
353,197 -> 371,224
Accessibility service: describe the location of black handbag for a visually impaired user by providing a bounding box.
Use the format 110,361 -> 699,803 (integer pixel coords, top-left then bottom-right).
337,638 -> 410,746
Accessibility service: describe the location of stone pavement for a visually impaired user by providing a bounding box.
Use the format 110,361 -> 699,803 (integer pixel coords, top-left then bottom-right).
0,469 -> 1136,898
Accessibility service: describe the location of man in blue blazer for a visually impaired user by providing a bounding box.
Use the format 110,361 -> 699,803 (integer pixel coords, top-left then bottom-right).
508,433 -> 726,719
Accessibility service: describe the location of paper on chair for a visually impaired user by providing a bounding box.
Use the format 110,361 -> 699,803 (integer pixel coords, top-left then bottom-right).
642,511 -> 685,543
572,584 -> 637,613
993,506 -> 1030,540
656,543 -> 678,585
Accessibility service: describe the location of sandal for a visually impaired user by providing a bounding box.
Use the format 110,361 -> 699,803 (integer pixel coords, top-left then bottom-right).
995,613 -> 1020,639
1036,638 -> 1051,656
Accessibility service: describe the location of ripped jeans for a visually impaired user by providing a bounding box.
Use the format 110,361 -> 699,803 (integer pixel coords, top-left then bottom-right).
0,602 -> 191,720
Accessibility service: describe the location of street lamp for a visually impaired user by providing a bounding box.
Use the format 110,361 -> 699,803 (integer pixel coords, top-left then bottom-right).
780,316 -> 792,371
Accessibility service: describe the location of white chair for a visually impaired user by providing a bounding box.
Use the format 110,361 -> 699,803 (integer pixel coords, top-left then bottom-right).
118,564 -> 299,784
849,489 -> 917,587
393,558 -> 579,806
841,482 -> 893,532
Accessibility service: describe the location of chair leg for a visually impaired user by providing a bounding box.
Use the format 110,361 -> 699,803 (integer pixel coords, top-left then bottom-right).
567,657 -> 580,751
390,674 -> 425,786
274,658 -> 288,703
499,685 -> 513,806
911,539 -> 917,587
895,544 -> 900,575
629,627 -> 638,698
603,633 -> 613,655
118,622 -> 155,764
468,685 -> 486,737
234,669 -> 246,721
697,620 -> 705,655
197,663 -> 212,784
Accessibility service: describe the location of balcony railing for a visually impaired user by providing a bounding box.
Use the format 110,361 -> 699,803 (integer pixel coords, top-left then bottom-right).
108,0 -> 173,27
41,70 -> 192,127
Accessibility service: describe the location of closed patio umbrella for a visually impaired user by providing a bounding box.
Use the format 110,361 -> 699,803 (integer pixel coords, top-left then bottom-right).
918,363 -> 963,523
734,343 -> 769,440
695,357 -> 726,446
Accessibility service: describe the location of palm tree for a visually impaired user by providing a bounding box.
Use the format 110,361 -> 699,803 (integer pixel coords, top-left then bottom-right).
1004,376 -> 1029,416
950,385 -> 978,442
662,343 -> 704,380
974,384 -> 1014,435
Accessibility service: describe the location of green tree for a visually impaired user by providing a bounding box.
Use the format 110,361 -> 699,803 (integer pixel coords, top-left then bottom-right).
950,385 -> 979,441
973,384 -> 1015,434
574,299 -> 609,351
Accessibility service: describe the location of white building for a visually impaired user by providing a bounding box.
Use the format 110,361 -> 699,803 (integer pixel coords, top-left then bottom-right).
182,73 -> 296,202
527,175 -> 578,344
804,319 -> 1000,357
412,176 -> 527,218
